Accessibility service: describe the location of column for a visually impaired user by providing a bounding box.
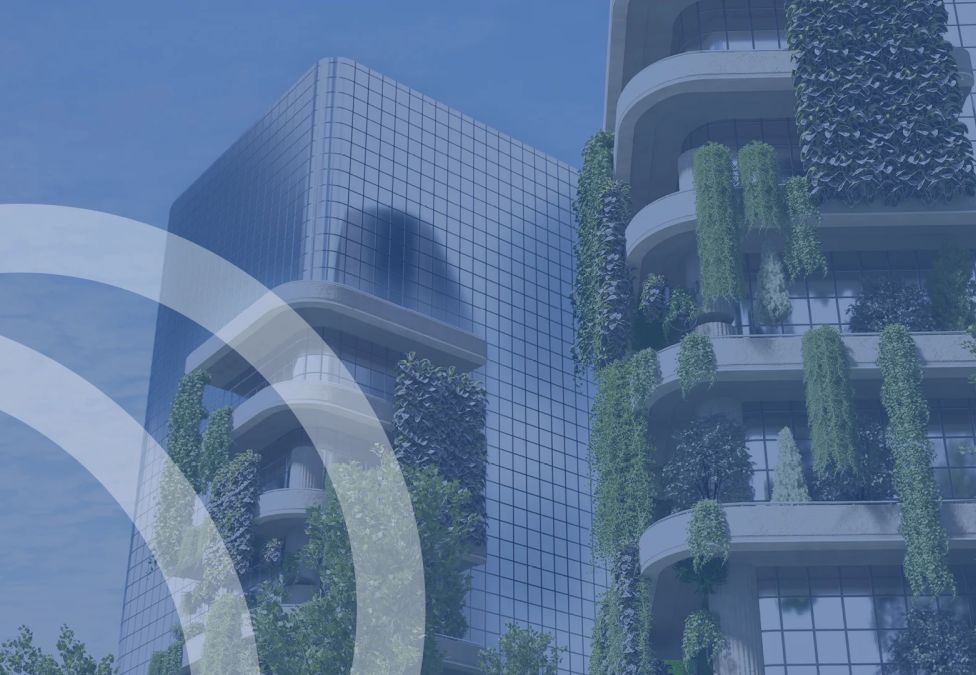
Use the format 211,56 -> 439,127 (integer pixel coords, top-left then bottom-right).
711,563 -> 764,675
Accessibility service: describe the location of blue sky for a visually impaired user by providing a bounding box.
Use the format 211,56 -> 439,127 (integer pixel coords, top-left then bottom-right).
0,0 -> 607,660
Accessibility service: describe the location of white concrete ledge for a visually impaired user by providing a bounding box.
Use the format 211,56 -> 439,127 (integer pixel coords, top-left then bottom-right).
650,332 -> 972,408
256,488 -> 326,525
640,500 -> 976,579
186,280 -> 487,391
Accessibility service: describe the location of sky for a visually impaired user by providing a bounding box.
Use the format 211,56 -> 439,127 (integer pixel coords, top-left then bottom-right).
0,0 -> 608,661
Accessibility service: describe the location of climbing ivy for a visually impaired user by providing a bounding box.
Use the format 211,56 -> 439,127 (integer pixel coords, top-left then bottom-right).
783,177 -> 828,280
573,132 -> 633,370
682,610 -> 726,674
590,548 -> 655,675
393,353 -> 488,541
802,326 -> 858,479
787,0 -> 976,204
878,325 -> 955,596
738,141 -> 783,232
693,144 -> 741,304
677,332 -> 717,397
929,246 -> 976,331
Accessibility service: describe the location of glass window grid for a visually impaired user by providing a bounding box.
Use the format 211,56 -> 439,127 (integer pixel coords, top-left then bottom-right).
758,565 -> 976,673
672,0 -> 788,55
681,117 -> 804,182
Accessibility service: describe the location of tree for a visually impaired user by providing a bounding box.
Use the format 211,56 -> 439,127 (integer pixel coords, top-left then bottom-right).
771,427 -> 810,502
929,246 -> 976,331
847,275 -> 935,333
0,625 -> 115,675
889,609 -> 976,674
662,416 -> 754,511
479,624 -> 563,675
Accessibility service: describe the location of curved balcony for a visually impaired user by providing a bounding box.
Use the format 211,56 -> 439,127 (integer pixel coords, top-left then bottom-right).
186,280 -> 487,394
255,487 -> 326,526
647,332 -> 973,410
641,500 -> 976,579
233,378 -> 392,451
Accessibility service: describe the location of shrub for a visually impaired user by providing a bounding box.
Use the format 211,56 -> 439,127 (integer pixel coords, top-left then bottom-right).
480,624 -> 563,675
677,332 -> 717,397
847,275 -> 935,333
878,325 -> 955,596
694,144 -> 741,303
639,273 -> 668,322
771,427 -> 810,502
573,132 -> 633,370
682,610 -> 725,674
929,246 -> 976,331
738,141 -> 783,232
756,248 -> 792,325
889,609 -> 976,674
802,326 -> 858,478
662,416 -> 754,511
663,289 -> 700,339
783,177 -> 828,280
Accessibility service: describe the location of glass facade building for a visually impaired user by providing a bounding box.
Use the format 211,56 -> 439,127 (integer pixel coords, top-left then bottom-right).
118,58 -> 596,674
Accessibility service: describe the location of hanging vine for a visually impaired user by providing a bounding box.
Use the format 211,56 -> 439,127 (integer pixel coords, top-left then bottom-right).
783,177 -> 828,280
694,143 -> 741,304
801,326 -> 858,479
677,332 -> 717,397
573,131 -> 633,371
878,324 -> 955,596
738,141 -> 783,232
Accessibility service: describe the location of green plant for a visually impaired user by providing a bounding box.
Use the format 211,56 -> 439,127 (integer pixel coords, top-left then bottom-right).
147,634 -> 183,675
772,427 -> 810,502
479,623 -> 563,675
589,549 -> 655,675
662,416 -> 754,511
682,610 -> 725,674
929,246 -> 976,330
573,132 -> 633,370
813,418 -> 895,502
0,625 -> 116,675
847,275 -> 936,333
889,608 -> 976,674
201,593 -> 251,675
687,499 -> 730,575
590,358 -> 656,560
394,353 -> 488,540
200,406 -> 233,487
783,177 -> 828,280
787,0 -> 976,204
677,332 -> 717,397
738,141 -> 782,231
694,144 -> 741,303
166,369 -> 209,491
802,326 -> 858,479
878,324 -> 955,596
756,248 -> 792,325
663,289 -> 701,339
639,273 -> 668,322
628,347 -> 662,410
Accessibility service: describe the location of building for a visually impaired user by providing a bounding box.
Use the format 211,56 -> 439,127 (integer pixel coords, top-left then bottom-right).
601,0 -> 976,673
117,58 -> 597,674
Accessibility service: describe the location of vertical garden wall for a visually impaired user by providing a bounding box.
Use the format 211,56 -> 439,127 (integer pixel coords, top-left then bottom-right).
787,0 -> 976,204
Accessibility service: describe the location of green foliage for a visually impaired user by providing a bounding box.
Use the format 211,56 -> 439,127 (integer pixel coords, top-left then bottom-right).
147,635 -> 183,675
787,0 -> 976,204
200,593 -> 258,675
639,273 -> 668,323
208,450 -> 258,576
694,144 -> 741,303
662,416 -> 754,512
929,246 -> 976,330
802,326 -> 858,478
681,610 -> 725,674
153,462 -> 195,573
663,289 -> 701,339
200,406 -> 233,487
813,418 -> 895,502
573,132 -> 633,370
0,625 -> 116,675
394,353 -> 487,541
677,333 -> 717,397
847,276 -> 935,333
254,461 -> 480,674
737,141 -> 783,232
166,369 -> 209,492
590,357 -> 656,560
783,177 -> 828,280
889,608 -> 976,674
687,499 -> 730,575
589,549 -> 654,675
628,347 -> 662,410
878,325 -> 955,596
756,248 -> 792,325
771,427 -> 810,502
479,623 -> 563,675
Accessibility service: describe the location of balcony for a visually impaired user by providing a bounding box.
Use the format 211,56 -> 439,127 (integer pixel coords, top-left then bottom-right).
647,332 -> 973,410
255,487 -> 326,526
